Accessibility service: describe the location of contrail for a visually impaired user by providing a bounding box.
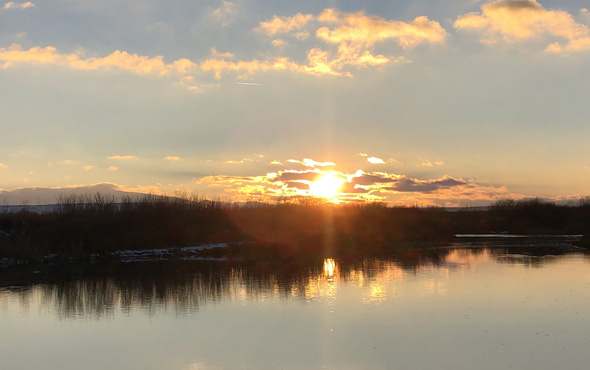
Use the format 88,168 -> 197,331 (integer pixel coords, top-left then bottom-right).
237,82 -> 262,86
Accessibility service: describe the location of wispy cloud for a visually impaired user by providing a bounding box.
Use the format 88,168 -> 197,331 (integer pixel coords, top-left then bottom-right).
201,57 -> 300,79
0,162 -> 7,168
288,158 -> 336,167
165,156 -> 182,161
108,155 -> 138,160
419,158 -> 443,167
212,0 -> 236,26
108,166 -> 119,171
82,165 -> 95,171
271,39 -> 287,47
210,47 -> 234,59
455,0 -> 590,52
236,81 -> 262,86
3,2 -> 34,10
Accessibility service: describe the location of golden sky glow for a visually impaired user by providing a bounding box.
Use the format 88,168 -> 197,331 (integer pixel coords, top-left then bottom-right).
1,1 -> 590,205
309,173 -> 346,200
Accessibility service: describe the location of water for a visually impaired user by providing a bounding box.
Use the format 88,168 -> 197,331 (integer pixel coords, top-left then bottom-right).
1,241 -> 590,369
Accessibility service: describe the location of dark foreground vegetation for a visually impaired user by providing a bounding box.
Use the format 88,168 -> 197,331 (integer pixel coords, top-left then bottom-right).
1,194 -> 590,261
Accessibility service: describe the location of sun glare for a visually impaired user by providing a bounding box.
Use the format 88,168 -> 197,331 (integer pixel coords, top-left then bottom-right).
309,173 -> 345,199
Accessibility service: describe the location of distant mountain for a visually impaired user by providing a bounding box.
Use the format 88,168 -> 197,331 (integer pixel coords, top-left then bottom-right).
0,183 -> 148,205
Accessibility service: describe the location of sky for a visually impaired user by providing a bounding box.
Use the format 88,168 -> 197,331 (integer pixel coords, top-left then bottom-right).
1,0 -> 590,206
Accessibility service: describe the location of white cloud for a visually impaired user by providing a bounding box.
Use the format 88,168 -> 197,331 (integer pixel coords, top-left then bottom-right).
288,158 -> 336,167
367,157 -> 385,164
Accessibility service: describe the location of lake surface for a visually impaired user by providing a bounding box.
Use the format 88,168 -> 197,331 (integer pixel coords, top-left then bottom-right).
1,239 -> 590,369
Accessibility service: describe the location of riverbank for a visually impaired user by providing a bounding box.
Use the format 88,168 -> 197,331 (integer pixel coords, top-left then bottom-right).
2,195 -> 590,262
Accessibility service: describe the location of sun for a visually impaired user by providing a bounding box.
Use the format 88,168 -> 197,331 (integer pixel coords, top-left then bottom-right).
309,173 -> 345,199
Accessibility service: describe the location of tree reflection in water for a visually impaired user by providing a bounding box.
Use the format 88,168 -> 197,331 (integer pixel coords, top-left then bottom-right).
1,241 -> 588,319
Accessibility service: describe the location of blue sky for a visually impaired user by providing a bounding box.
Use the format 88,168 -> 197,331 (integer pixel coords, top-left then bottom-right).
1,0 -> 589,206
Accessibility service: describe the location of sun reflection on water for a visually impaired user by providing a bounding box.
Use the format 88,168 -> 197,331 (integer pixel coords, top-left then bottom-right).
303,258 -> 340,301
323,258 -> 336,280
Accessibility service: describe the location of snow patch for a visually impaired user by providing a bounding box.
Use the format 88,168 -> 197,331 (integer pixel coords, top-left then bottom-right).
110,242 -> 231,263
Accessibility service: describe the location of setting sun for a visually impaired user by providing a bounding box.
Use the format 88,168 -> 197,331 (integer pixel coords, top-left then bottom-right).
309,173 -> 345,199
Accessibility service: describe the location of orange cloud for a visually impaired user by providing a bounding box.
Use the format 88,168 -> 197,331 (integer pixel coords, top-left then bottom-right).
311,9 -> 444,71
251,8 -> 446,77
454,0 -> 590,51
0,162 -> 7,168
316,9 -> 447,49
257,13 -> 314,35
195,166 -> 520,206
82,165 -> 95,171
3,2 -> 34,10
108,155 -> 138,160
0,44 -> 197,74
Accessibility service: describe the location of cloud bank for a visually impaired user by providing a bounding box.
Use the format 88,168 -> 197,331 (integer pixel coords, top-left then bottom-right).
455,0 -> 590,52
